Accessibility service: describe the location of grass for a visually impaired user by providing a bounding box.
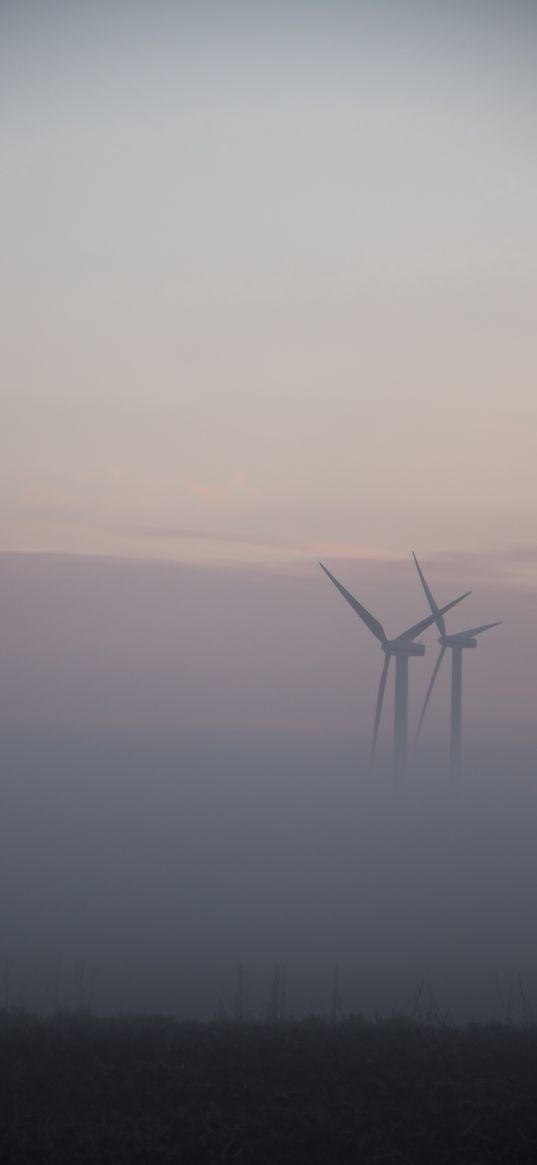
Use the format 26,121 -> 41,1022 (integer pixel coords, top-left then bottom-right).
1,1009 -> 537,1162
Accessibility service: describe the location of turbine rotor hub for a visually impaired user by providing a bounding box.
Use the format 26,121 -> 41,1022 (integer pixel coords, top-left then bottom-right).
383,641 -> 425,657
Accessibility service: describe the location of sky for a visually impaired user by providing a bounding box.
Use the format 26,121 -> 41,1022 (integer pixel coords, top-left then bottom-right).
1,1 -> 536,1014
2,0 -> 537,563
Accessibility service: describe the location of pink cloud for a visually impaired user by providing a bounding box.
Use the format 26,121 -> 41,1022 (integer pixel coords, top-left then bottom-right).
183,472 -> 253,509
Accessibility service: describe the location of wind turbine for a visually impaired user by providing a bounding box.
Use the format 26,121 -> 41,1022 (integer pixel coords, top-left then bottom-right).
319,562 -> 470,774
413,553 -> 501,777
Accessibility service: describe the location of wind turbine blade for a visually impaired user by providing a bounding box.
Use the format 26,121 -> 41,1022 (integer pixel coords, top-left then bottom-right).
412,553 -> 445,636
371,654 -> 390,767
415,645 -> 446,740
396,590 -> 471,643
319,563 -> 386,644
451,621 -> 502,639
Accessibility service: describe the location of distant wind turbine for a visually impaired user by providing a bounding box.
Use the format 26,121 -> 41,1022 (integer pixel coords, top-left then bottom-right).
319,562 -> 470,774
413,553 -> 501,777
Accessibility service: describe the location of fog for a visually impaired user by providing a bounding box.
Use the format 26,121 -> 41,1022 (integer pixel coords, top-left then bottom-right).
1,551 -> 535,1021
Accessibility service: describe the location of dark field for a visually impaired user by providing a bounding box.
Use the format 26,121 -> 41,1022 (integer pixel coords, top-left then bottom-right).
1,1013 -> 537,1163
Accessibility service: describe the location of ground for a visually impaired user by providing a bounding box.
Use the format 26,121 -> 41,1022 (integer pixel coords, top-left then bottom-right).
1,1013 -> 536,1162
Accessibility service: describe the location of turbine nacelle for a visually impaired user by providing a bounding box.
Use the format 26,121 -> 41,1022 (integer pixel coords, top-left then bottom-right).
383,641 -> 425,657
440,635 -> 477,649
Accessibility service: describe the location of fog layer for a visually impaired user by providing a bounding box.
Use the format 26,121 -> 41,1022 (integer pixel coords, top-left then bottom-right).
0,552 -> 535,1019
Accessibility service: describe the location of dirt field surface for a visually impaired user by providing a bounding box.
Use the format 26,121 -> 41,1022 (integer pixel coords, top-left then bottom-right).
1,1013 -> 536,1163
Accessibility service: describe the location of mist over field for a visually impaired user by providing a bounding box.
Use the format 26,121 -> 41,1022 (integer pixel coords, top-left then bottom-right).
1,551 -> 535,1021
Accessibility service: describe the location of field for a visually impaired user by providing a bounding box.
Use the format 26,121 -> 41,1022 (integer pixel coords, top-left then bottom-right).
1,1012 -> 537,1163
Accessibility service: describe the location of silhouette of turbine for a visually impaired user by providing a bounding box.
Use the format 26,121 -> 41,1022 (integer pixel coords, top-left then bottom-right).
319,562 -> 470,774
413,553 -> 501,778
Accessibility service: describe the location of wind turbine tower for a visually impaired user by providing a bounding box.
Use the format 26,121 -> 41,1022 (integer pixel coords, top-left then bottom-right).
319,563 -> 469,774
413,553 -> 501,777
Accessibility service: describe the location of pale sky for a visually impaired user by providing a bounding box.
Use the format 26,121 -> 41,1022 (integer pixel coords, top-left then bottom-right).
2,0 -> 536,566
